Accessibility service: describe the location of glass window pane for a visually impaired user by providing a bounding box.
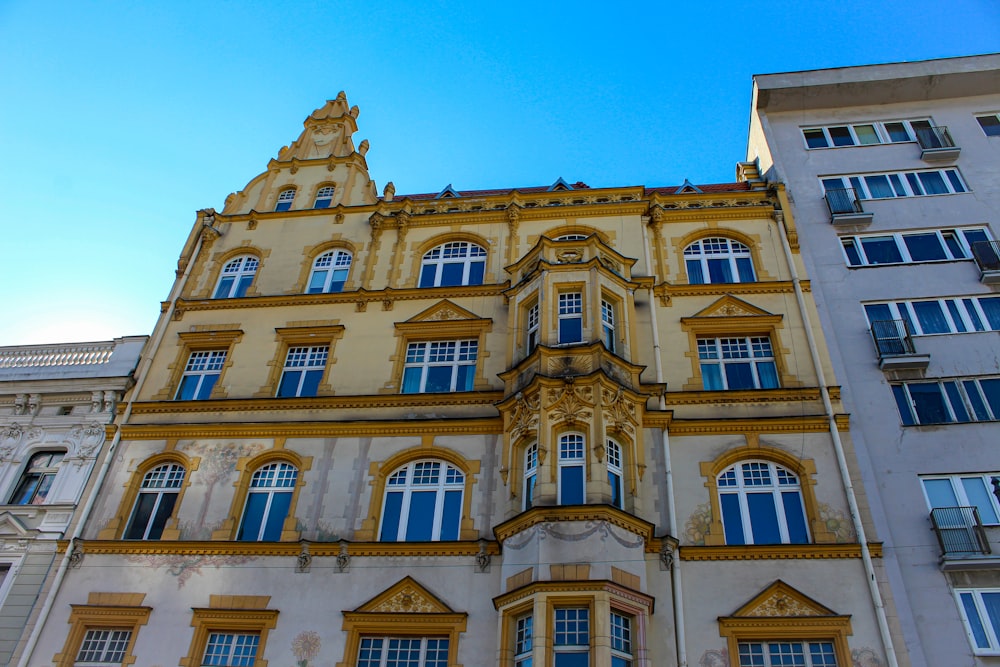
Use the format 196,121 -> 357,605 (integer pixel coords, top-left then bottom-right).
962,478 -> 999,524
277,371 -> 301,398
918,171 -> 948,195
889,174 -> 907,196
906,172 -> 923,195
380,491 -> 403,541
560,466 -> 585,505
854,124 -> 880,144
559,317 -> 582,344
912,301 -> 950,333
803,129 -> 828,148
405,491 -> 437,541
686,259 -> 705,284
701,364 -> 723,390
707,258 -> 734,283
554,654 -> 589,667
720,492 -> 745,544
468,261 -> 485,285
923,478 -> 959,508
903,233 -> 947,261
441,490 -> 462,540
237,493 -> 267,541
146,493 -> 177,540
125,493 -> 158,539
781,491 -> 809,543
419,264 -> 437,288
885,122 -> 910,142
946,301 -> 968,332
961,592 -> 990,649
440,263 -> 464,287
860,237 -> 903,264
909,384 -> 952,424
756,362 -> 779,389
746,493 -> 781,544
402,367 -> 422,394
828,126 -> 854,146
736,257 -> 755,282
234,275 -> 254,298
944,382 -> 970,422
864,175 -> 895,199
981,593 -> 1000,645
424,366 -> 453,393
963,229 -> 989,250
843,240 -> 863,266
262,492 -> 291,541
892,385 -> 915,425
724,362 -> 754,390
979,379 -> 1000,418
946,170 -> 966,193
978,298 -> 1000,330
963,381 -> 991,420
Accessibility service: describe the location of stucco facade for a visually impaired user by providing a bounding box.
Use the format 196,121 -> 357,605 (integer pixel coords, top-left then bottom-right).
747,54 -> 1000,666
25,95 -> 894,667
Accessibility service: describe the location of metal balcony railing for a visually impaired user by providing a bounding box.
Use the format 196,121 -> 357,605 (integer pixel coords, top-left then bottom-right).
930,506 -> 991,556
870,319 -> 916,358
972,240 -> 1000,273
915,125 -> 957,150
824,188 -> 864,216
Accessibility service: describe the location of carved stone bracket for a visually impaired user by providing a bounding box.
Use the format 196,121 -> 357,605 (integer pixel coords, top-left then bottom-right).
659,541 -> 674,571
336,540 -> 351,572
296,542 -> 312,573
475,539 -> 491,573
68,540 -> 84,569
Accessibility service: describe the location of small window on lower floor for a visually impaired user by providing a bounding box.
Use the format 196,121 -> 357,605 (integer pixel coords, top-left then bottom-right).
737,640 -> 839,666
356,637 -> 450,667
75,629 -> 133,666
202,632 -> 260,666
515,615 -> 533,667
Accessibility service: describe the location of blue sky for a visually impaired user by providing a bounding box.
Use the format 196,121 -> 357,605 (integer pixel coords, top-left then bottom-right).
1,1 -> 998,346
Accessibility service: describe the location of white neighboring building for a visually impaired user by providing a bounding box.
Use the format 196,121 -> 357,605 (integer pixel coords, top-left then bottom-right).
0,337 -> 145,665
748,54 -> 1000,666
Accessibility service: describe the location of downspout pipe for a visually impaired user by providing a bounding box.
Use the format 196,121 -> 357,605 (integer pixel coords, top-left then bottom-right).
771,192 -> 899,667
641,216 -> 687,667
16,212 -> 220,667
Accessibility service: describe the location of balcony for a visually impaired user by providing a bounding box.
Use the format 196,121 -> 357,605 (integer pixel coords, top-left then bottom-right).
915,125 -> 961,162
930,507 -> 999,571
824,188 -> 873,225
870,319 -> 929,371
972,240 -> 1000,284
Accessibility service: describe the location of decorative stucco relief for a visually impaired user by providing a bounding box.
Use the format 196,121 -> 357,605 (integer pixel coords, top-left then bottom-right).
369,585 -> 439,613
685,503 -> 712,546
123,553 -> 259,589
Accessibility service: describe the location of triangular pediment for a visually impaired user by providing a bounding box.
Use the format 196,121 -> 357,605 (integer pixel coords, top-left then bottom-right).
548,177 -> 572,191
690,294 -> 775,319
730,580 -> 838,618
0,512 -> 31,537
406,300 -> 482,324
437,184 -> 460,198
355,576 -> 455,614
676,179 -> 703,194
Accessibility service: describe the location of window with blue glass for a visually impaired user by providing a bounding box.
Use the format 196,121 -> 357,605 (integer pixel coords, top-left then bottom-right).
892,377 -> 1000,425
684,237 -> 756,284
213,256 -> 258,299
865,296 -> 1000,335
274,188 -> 295,211
558,293 -> 583,344
515,615 -> 533,667
402,340 -> 477,393
558,434 -> 585,505
307,250 -> 352,293
202,632 -> 260,666
357,637 -> 450,667
821,167 -> 966,200
698,336 -> 779,391
737,641 -> 838,666
418,241 -> 486,287
601,299 -> 617,352
554,608 -> 589,667
379,460 -> 464,542
276,346 -> 328,397
237,462 -> 297,541
313,185 -> 335,209
606,439 -> 624,509
957,589 -> 1000,654
610,611 -> 633,667
124,463 -> 185,539
9,451 -> 64,505
922,474 -> 1000,526
718,461 -> 809,545
524,443 -> 538,510
842,227 -> 989,267
175,350 -> 227,400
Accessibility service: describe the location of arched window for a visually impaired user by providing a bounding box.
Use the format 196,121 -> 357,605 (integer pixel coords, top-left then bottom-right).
555,233 -> 588,241
124,463 -> 185,540
9,451 -> 64,505
307,250 -> 352,293
558,434 -> 586,505
313,185 -> 335,209
684,237 -> 756,284
418,242 -> 486,287
275,188 -> 296,211
606,439 -> 624,509
718,461 -> 808,545
213,256 -> 258,299
380,460 -> 464,541
237,462 -> 298,541
524,443 -> 538,510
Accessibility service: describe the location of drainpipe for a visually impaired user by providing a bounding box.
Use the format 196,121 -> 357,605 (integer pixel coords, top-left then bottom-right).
641,216 -> 687,667
771,193 -> 899,667
16,212 -> 220,667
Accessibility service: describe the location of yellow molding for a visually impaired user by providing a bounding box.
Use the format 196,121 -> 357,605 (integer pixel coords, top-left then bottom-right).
180,607 -> 279,667
667,414 -> 850,435
61,539 -> 502,558
127,393 -> 506,414
664,387 -> 830,405
492,505 -> 655,545
680,542 -> 883,560
53,603 -> 152,667
656,280 -> 810,299
118,417 -> 505,440
492,579 -> 655,610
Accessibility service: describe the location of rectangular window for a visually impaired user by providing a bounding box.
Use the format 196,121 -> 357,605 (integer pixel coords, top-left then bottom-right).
601,299 -> 616,353
892,377 -> 1000,425
402,341 -> 477,393
698,336 -> 779,391
202,632 -> 260,666
956,589 -> 1000,654
821,168 -> 966,199
610,612 -> 633,667
526,301 -> 539,352
864,296 -> 1000,336
515,615 -> 533,667
75,629 -> 133,665
921,474 -> 1000,525
175,350 -> 227,400
976,114 -> 1000,137
558,293 -> 583,344
554,608 -> 590,667
737,641 -> 838,666
276,346 -> 328,397
803,118 -> 932,149
356,637 -> 449,667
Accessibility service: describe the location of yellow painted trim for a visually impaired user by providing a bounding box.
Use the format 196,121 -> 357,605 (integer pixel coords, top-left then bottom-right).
53,601 -> 152,667
254,324 -> 346,397
292,238 -> 357,294
656,280 -> 809,301
667,414 -> 850,435
152,329 -> 244,401
128,394 -> 505,415
407,231 -> 494,288
179,607 -> 279,667
67,539 -> 501,557
97,451 -> 200,540
493,505 -> 655,545
665,387 -> 840,405
680,543 -> 882,560
671,226 -> 776,283
190,246 -> 266,300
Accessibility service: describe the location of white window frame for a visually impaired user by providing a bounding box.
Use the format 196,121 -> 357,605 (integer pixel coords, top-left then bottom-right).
175,350 -> 227,400
606,439 -> 624,510
697,336 -> 779,391
236,462 -> 298,542
610,611 -> 633,667
736,640 -> 839,666
401,340 -> 478,394
379,460 -> 464,542
891,377 -> 1000,426
841,227 -> 990,267
0,556 -> 22,609
276,345 -> 329,398
313,185 -> 335,208
201,631 -> 261,666
601,299 -> 617,352
920,474 -> 1000,526
821,168 -> 967,199
956,589 -> 1000,655
523,442 -> 538,511
418,241 -> 487,287
74,628 -> 134,666
863,296 -> 1000,336
802,118 -> 933,148
307,250 -> 352,293
213,256 -> 259,299
9,450 -> 65,505
526,301 -> 539,352
555,233 -> 589,241
683,237 -> 756,284
274,188 -> 296,212
124,463 -> 185,540
557,433 -> 586,506
976,113 -> 1000,137
558,292 -> 583,345
717,461 -> 809,546
553,607 -> 590,666
355,636 -> 450,667
514,614 -> 533,667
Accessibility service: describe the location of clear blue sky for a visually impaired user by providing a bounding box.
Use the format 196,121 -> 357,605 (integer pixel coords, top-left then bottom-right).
1,1 -> 997,346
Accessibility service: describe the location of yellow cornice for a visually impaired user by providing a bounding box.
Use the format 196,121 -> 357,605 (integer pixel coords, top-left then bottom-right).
655,280 -> 810,300
119,415 -> 503,440
679,542 -> 882,560
129,393 -> 504,415
173,284 -> 509,314
667,414 -> 850,435
60,539 -> 501,558
492,579 -> 655,611
665,387 -> 840,405
492,505 -> 656,546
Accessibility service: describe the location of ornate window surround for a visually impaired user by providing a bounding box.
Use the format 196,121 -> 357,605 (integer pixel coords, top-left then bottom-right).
410,232 -> 492,289
153,329 -> 244,401
98,451 -> 199,540
254,325 -> 345,398
179,596 -> 278,667
52,593 -> 151,667
192,246 -> 268,300
292,239 -> 357,294
671,228 -> 772,285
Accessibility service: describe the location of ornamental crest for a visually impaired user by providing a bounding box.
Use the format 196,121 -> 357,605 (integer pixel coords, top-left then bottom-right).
356,576 -> 454,615
509,392 -> 540,443
602,386 -> 637,436
546,383 -> 593,426
731,580 -> 837,619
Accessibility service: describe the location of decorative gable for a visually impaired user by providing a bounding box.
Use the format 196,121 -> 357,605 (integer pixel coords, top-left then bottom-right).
0,512 -> 31,538
729,580 -> 837,618
688,294 -> 776,319
353,576 -> 455,614
675,179 -> 703,194
404,300 -> 482,324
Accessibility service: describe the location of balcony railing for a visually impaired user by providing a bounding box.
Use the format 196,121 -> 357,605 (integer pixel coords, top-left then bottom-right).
930,506 -> 991,556
0,342 -> 116,369
824,188 -> 873,225
972,240 -> 1000,284
915,125 -> 961,161
870,319 -> 928,370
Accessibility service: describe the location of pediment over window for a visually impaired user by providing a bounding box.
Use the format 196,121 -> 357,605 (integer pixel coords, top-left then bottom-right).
354,576 -> 456,614
403,300 -> 483,324
687,295 -> 776,320
0,512 -> 30,537
395,300 -> 493,338
728,580 -> 838,618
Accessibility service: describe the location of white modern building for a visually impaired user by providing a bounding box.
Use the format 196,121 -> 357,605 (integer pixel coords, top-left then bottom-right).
748,53 -> 1000,666
0,338 -> 145,665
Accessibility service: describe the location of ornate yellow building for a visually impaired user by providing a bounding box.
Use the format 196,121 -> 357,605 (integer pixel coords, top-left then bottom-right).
23,95 -> 902,667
